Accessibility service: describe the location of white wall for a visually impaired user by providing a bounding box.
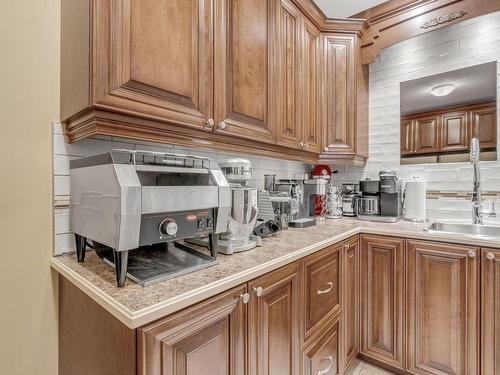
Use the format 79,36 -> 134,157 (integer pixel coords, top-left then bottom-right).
53,123 -> 311,255
333,11 -> 500,222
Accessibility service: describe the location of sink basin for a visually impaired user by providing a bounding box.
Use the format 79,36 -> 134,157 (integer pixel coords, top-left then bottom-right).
425,222 -> 500,239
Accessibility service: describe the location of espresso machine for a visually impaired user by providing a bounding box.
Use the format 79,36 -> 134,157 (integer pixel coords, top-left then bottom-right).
357,171 -> 403,222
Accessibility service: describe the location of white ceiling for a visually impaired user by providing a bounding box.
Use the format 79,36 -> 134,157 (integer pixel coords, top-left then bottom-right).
400,62 -> 497,115
313,0 -> 388,18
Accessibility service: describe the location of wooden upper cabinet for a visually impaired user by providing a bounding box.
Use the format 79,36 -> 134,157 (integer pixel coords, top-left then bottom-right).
482,249 -> 500,375
470,105 -> 497,149
213,0 -> 275,142
406,240 -> 479,375
440,111 -> 468,152
300,17 -> 322,154
360,235 -> 405,370
401,119 -> 414,155
414,116 -> 439,154
321,34 -> 368,166
101,0 -> 215,131
137,285 -> 247,375
275,0 -> 302,150
248,262 -> 301,375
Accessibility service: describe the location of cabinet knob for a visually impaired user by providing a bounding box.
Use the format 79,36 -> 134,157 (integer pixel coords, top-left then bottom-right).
468,250 -> 476,258
206,118 -> 214,128
298,141 -> 304,149
218,121 -> 226,130
317,356 -> 334,375
345,243 -> 350,250
253,286 -> 263,297
487,252 -> 496,261
240,292 -> 250,304
304,142 -> 309,149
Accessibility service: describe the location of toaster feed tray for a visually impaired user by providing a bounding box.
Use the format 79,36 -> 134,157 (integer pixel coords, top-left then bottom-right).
102,243 -> 218,287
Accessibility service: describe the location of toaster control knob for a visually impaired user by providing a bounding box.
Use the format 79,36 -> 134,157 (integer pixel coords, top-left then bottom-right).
159,219 -> 178,237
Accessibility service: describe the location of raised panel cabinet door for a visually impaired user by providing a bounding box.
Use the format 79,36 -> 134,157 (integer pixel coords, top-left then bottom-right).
341,237 -> 360,372
95,0 -> 215,130
303,321 -> 340,375
407,240 -> 479,375
401,119 -> 414,155
275,0 -> 302,150
214,0 -> 276,142
360,235 -> 405,370
470,105 -> 497,149
304,243 -> 342,342
440,111 -> 468,152
414,116 -> 439,154
323,34 -> 356,153
482,249 -> 500,374
300,17 -> 322,154
248,262 -> 301,375
137,285 -> 247,375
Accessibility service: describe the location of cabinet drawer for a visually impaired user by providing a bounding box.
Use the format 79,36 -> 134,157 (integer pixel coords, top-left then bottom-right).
304,321 -> 340,375
304,244 -> 341,339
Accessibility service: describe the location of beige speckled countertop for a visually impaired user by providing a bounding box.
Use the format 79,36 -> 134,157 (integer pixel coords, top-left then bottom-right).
50,218 -> 500,328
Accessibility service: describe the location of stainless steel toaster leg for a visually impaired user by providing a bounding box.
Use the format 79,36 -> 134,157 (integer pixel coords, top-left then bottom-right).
75,234 -> 86,263
113,250 -> 129,287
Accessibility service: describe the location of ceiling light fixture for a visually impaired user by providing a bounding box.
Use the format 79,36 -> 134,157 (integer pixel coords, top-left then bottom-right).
430,83 -> 456,97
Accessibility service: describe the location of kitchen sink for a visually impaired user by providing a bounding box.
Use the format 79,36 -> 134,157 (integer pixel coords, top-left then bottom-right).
425,222 -> 500,239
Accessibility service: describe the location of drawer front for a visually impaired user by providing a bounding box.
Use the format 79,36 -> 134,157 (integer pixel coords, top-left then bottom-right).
305,244 -> 341,336
304,321 -> 340,375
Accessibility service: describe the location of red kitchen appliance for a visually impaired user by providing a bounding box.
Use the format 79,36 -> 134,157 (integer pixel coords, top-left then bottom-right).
311,165 -> 332,180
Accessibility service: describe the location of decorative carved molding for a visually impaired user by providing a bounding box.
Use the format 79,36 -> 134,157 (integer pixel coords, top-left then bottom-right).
421,10 -> 468,29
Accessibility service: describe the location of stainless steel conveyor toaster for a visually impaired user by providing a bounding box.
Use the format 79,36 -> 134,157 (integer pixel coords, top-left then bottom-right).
70,150 -> 231,286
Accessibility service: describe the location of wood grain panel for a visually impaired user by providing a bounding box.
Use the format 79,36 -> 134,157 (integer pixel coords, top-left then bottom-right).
482,249 -> 500,375
440,111 -> 468,152
407,240 -> 479,375
401,119 -> 414,155
471,106 -> 497,149
214,0 -> 276,141
248,262 -> 301,375
303,320 -> 340,375
276,0 -> 302,149
360,235 -> 405,370
414,116 -> 439,154
137,285 -> 247,375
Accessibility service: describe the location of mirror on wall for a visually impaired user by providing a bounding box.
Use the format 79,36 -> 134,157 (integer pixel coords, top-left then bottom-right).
400,61 -> 497,164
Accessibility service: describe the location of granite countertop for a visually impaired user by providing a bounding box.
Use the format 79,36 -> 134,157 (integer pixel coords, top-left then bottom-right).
50,218 -> 500,328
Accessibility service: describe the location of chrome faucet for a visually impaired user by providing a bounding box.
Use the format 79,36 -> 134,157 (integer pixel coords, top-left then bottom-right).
471,138 -> 496,225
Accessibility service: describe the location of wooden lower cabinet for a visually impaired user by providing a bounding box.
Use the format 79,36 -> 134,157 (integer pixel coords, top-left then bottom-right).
248,262 -> 302,375
340,236 -> 359,372
482,248 -> 500,374
137,285 -> 247,375
304,319 -> 340,375
406,240 -> 479,375
360,235 -> 405,370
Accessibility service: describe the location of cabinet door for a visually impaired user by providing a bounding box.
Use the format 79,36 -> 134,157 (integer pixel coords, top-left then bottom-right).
248,262 -> 301,375
304,321 -> 340,375
99,0 -> 214,131
407,240 -> 479,375
360,235 -> 404,370
414,116 -> 439,154
304,243 -> 341,341
137,285 -> 247,375
323,34 -> 356,153
341,237 -> 359,371
301,17 -> 322,154
214,0 -> 275,142
482,249 -> 500,374
440,111 -> 468,152
470,105 -> 497,149
401,119 -> 414,155
275,0 -> 302,150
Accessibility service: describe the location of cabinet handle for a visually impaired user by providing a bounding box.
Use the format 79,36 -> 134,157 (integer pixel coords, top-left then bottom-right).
304,142 -> 309,149
253,286 -> 263,297
298,141 -> 304,149
206,118 -> 214,128
317,282 -> 334,295
468,250 -> 476,258
217,121 -> 226,130
240,293 -> 250,304
345,243 -> 350,250
317,356 -> 333,375
487,252 -> 496,261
